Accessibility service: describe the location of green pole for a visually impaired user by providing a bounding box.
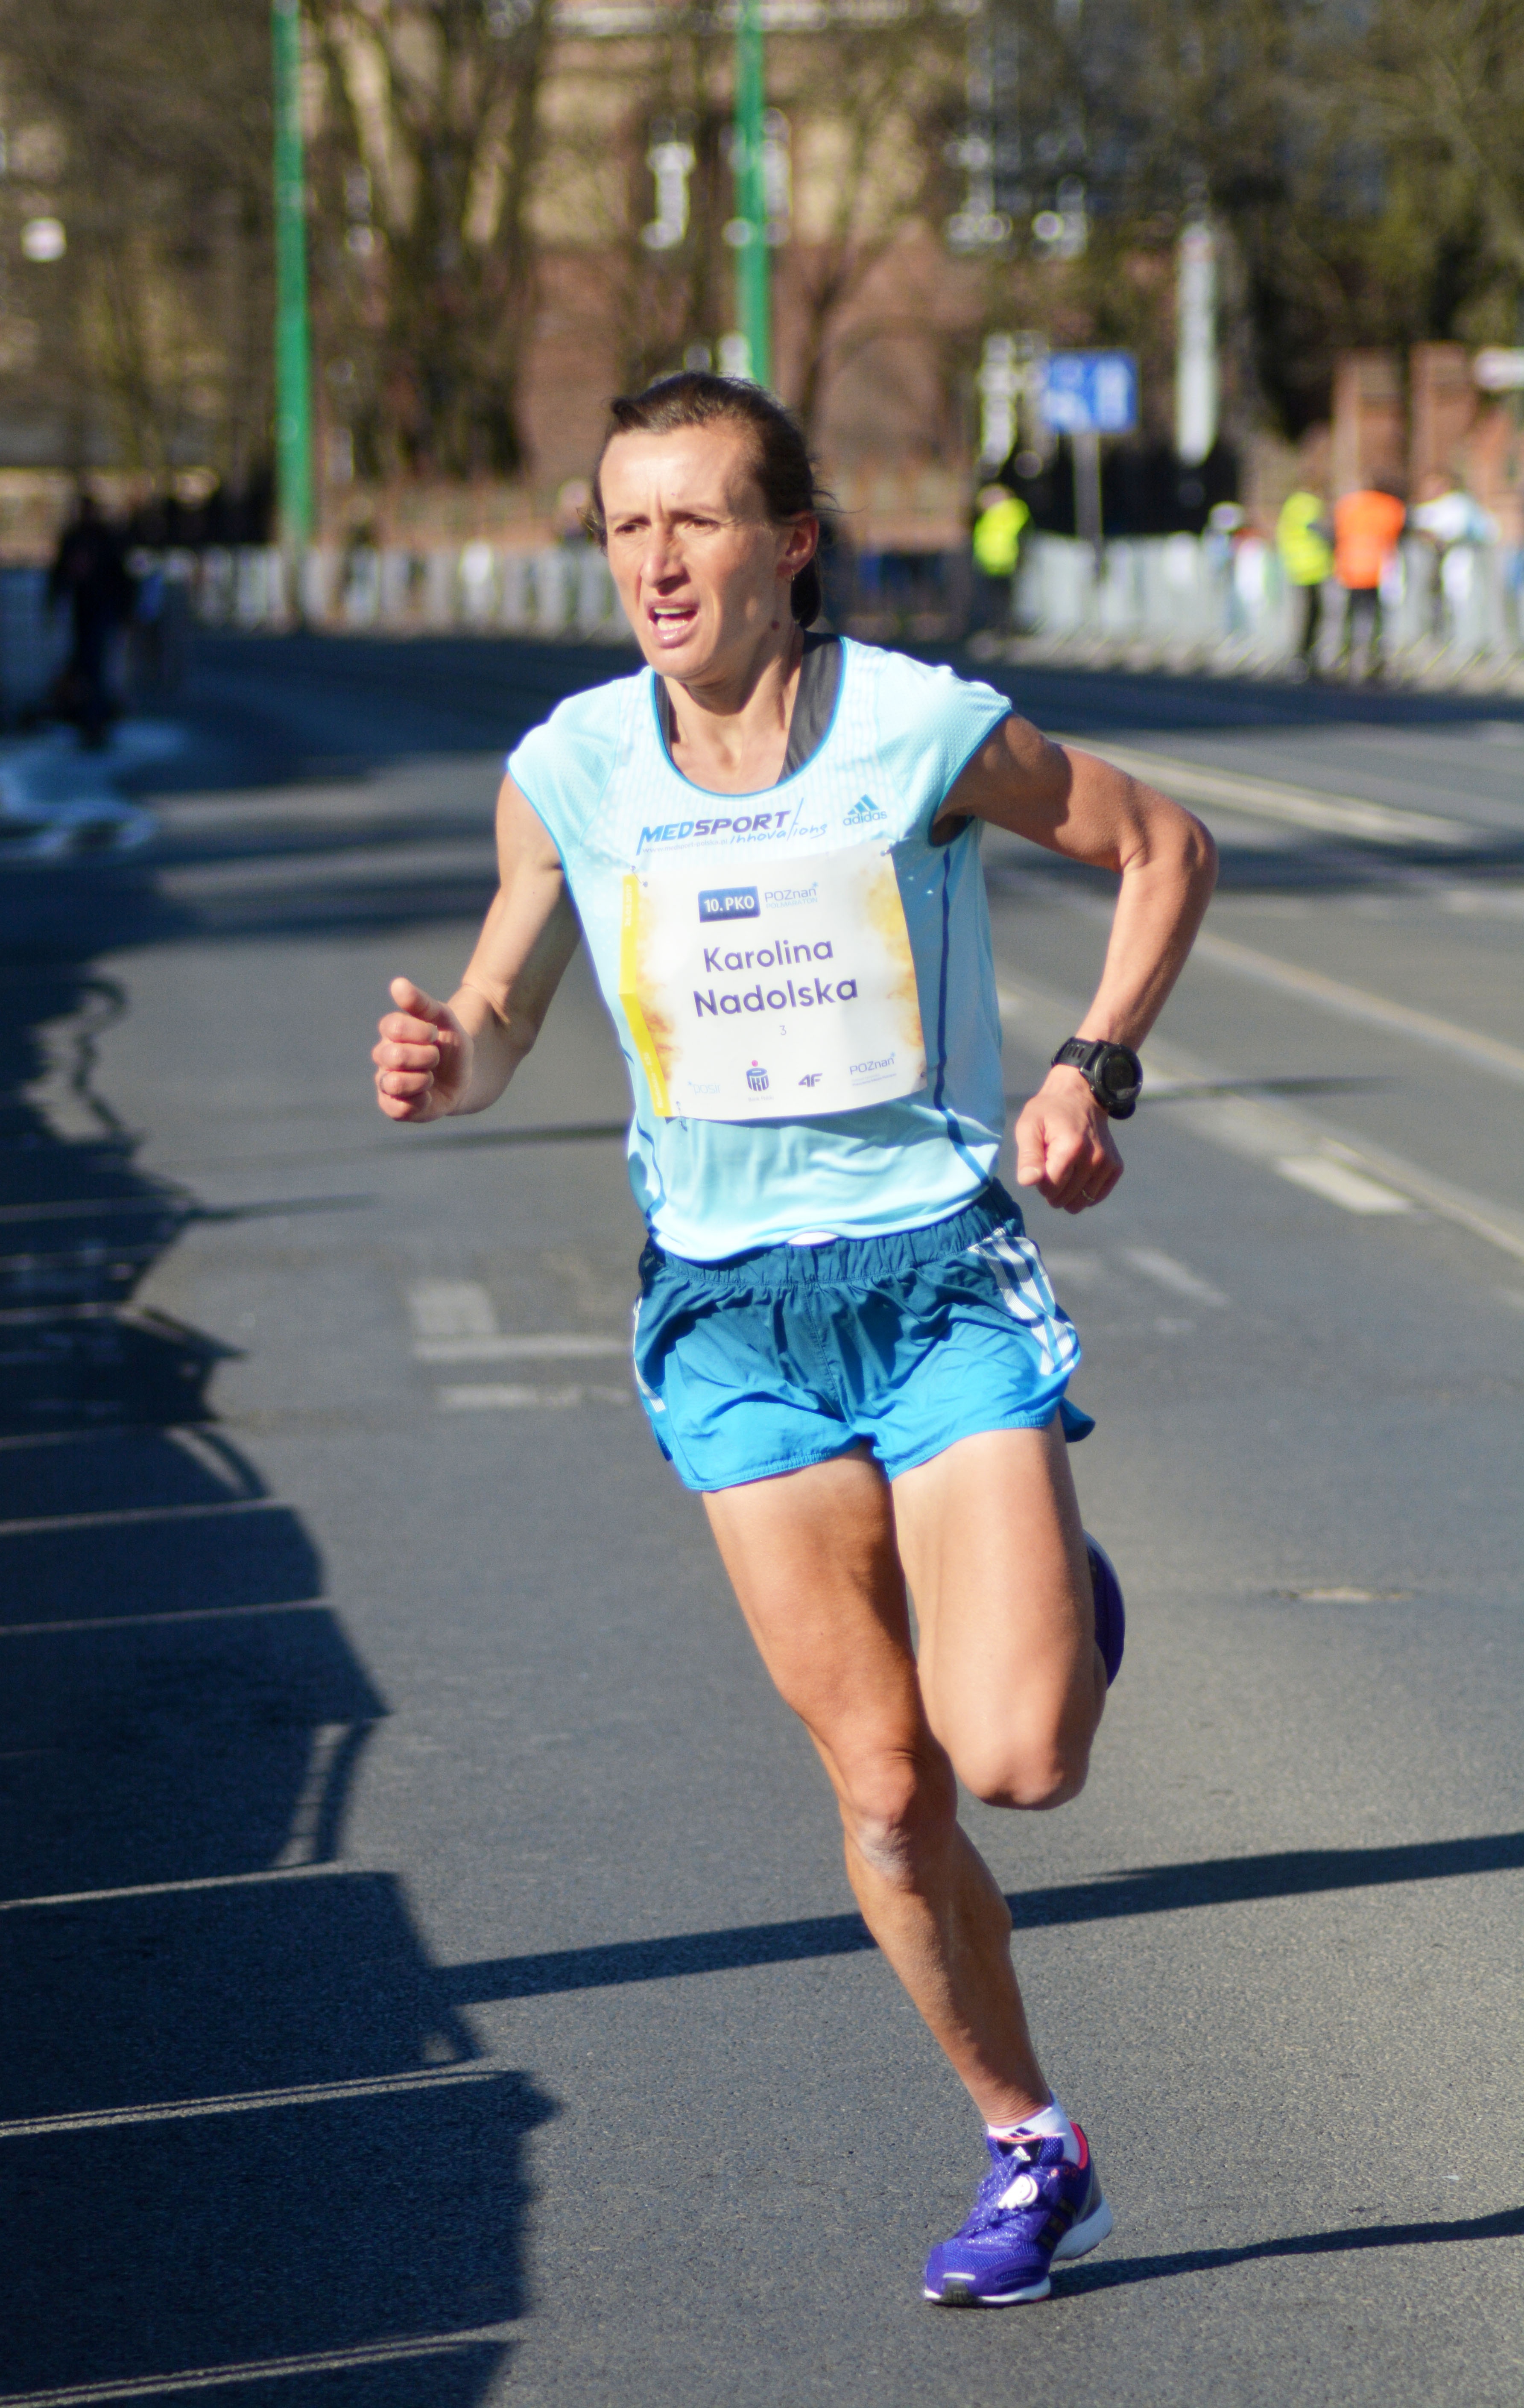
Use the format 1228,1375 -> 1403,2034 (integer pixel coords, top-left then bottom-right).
272,0 -> 313,548
734,0 -> 771,388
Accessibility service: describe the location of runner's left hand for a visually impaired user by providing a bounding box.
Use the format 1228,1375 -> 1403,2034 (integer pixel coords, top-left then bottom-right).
1013,1068 -> 1123,1213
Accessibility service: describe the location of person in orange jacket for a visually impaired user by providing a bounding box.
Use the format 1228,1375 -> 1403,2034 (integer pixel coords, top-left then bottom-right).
1334,481 -> 1406,680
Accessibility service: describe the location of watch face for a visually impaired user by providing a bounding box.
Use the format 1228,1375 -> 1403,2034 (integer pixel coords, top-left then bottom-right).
1100,1049 -> 1140,1101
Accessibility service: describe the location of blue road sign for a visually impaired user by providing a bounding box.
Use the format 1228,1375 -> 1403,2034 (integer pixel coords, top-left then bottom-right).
1040,351 -> 1138,436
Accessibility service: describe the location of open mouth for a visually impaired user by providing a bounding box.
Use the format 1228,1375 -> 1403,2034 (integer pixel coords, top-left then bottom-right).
646,599 -> 699,644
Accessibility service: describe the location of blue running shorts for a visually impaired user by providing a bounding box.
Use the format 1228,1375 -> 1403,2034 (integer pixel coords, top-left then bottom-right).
632,1182 -> 1094,1493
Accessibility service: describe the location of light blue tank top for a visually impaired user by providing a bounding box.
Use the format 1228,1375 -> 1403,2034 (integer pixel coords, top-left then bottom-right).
507,637 -> 1012,1260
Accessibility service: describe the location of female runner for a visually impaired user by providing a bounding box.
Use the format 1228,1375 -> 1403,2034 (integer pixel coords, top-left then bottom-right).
373,373 -> 1216,2307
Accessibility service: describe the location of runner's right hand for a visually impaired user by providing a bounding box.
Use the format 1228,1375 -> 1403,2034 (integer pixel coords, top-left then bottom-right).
373,977 -> 472,1121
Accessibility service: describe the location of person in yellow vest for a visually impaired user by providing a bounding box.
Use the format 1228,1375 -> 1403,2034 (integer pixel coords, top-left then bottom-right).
971,484 -> 1031,634
1275,489 -> 1333,677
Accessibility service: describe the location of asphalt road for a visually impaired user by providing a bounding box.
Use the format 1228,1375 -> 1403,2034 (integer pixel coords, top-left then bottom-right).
3,633 -> 1521,2408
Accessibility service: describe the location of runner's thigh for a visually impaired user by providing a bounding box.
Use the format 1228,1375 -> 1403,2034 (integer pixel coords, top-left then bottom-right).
702,1449 -> 929,1778
890,1421 -> 1099,1797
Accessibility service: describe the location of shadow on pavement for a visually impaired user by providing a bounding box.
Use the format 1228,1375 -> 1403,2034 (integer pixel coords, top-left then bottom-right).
0,937 -> 553,2398
1056,2204 -> 1524,2296
111,631 -> 1524,933
163,630 -> 1524,798
439,1830 -> 1524,2005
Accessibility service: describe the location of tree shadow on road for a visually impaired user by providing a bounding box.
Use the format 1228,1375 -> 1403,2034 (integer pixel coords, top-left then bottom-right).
0,944 -> 555,2401
437,1829 -> 1524,2005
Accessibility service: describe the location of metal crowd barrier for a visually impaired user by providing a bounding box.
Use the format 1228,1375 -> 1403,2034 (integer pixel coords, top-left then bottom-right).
9,533 -> 1524,705
1009,532 -> 1524,683
193,542 -> 630,642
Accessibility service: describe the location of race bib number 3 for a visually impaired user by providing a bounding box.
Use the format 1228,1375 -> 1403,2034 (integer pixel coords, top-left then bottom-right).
619,846 -> 926,1120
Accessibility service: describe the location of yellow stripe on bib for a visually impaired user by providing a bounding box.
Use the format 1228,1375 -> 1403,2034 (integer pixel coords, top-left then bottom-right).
619,873 -> 673,1118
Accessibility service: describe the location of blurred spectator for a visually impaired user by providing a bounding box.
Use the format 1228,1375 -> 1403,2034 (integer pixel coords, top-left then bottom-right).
1334,480 -> 1405,680
1411,471 -> 1497,645
556,479 -> 593,546
47,494 -> 136,746
1275,488 -> 1333,676
1204,502 -> 1245,631
126,552 -> 183,698
1231,529 -> 1272,640
971,484 -> 1029,633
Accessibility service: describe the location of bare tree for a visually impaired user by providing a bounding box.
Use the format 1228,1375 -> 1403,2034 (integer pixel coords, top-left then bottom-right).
309,0 -> 557,481
0,0 -> 273,494
1360,0 -> 1524,292
777,2 -> 960,446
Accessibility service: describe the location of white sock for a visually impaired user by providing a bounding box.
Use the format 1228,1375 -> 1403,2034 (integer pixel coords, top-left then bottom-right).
986,2096 -> 1080,2163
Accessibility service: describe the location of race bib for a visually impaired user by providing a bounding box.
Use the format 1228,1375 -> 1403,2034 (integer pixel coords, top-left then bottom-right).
619,845 -> 926,1121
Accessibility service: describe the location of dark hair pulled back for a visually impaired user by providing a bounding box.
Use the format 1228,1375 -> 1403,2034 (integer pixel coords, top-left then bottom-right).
587,371 -> 828,626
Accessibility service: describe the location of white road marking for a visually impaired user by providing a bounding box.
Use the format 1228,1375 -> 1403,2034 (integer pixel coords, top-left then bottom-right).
1036,1249 -> 1106,1285
0,2331 -> 518,2408
1187,929 -> 1524,1089
0,1600 -> 322,1639
0,2063 -> 495,2142
0,1496 -> 281,1539
406,1278 -> 497,1340
415,1332 -> 627,1363
435,1382 -> 631,1411
996,979 -> 1524,1265
1119,1245 -> 1229,1305
407,1283 -> 629,1373
1285,1586 -> 1412,1603
1435,880 -> 1524,918
1058,738 -> 1478,847
0,1863 -> 345,1913
1007,883 -> 1524,1089
1274,1156 -> 1415,1214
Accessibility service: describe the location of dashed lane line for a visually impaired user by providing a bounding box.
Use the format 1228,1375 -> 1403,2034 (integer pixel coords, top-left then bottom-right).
406,1277 -> 497,1339
1033,878 -> 1524,1089
435,1382 -> 632,1411
1187,928 -> 1524,1090
406,1283 -> 630,1379
1118,1245 -> 1230,1305
1273,1156 -> 1414,1215
416,1333 -> 627,1363
996,977 -> 1524,1263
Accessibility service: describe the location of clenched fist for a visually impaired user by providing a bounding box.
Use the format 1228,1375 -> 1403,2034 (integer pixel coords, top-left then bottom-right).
1013,1066 -> 1123,1214
372,977 -> 473,1122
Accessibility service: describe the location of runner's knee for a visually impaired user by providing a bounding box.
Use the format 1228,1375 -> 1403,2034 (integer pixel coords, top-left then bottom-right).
954,1728 -> 1092,1812
834,1739 -> 958,1886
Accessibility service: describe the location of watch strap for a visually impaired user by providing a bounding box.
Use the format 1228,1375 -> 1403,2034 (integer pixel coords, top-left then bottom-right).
1050,1037 -> 1142,1119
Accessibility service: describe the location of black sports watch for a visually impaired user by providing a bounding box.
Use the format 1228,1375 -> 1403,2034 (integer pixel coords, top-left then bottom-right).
1050,1037 -> 1143,1119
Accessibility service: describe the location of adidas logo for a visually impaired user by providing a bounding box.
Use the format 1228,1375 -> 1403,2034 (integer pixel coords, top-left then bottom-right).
843,794 -> 887,826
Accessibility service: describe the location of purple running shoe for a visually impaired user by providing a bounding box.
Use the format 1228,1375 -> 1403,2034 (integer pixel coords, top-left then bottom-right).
924,2123 -> 1112,2307
1085,1534 -> 1125,1686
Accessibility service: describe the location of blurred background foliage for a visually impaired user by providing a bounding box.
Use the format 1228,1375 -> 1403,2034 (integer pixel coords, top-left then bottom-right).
0,0 -> 1521,506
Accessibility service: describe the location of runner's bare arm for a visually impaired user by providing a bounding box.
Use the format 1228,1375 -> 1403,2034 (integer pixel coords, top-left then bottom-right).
373,776 -> 580,1122
936,716 -> 1218,1213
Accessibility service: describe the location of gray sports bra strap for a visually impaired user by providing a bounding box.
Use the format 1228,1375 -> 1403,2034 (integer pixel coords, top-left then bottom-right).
658,634 -> 842,782
781,633 -> 842,776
